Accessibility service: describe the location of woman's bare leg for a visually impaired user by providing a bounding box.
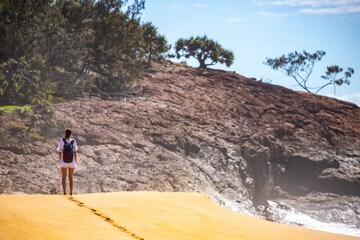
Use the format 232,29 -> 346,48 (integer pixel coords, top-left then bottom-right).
69,168 -> 75,196
61,168 -> 67,195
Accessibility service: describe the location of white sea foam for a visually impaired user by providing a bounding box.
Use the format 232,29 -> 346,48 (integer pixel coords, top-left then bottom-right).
267,201 -> 360,237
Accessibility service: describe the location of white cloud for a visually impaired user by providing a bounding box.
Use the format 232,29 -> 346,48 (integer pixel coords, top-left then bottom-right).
324,92 -> 360,106
189,3 -> 208,8
348,5 -> 360,11
228,17 -> 247,22
256,0 -> 360,15
258,11 -> 292,17
300,5 -> 360,14
266,0 -> 360,7
164,3 -> 180,9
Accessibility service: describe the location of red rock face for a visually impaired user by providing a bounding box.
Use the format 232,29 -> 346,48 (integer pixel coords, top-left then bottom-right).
0,62 -> 359,218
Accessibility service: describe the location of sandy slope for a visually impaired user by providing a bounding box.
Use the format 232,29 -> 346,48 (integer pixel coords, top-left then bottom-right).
0,192 -> 358,240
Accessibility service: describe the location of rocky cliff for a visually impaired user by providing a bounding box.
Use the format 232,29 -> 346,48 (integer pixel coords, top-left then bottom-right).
1,62 -> 359,231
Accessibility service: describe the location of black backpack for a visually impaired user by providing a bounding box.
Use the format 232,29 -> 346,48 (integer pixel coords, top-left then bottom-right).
63,139 -> 74,163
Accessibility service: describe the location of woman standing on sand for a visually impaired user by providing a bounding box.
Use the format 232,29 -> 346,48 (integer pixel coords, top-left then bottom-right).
57,128 -> 78,195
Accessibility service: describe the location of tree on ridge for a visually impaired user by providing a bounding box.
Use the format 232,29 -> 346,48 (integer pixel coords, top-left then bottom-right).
264,50 -> 354,94
142,22 -> 170,67
175,35 -> 234,69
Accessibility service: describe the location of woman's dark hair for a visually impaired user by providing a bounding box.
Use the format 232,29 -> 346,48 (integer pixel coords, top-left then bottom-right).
65,128 -> 72,139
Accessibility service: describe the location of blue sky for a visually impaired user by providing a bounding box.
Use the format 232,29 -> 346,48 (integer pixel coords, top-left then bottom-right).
141,0 -> 360,106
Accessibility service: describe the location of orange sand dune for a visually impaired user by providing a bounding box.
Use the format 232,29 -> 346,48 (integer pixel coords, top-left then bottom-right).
0,192 -> 358,240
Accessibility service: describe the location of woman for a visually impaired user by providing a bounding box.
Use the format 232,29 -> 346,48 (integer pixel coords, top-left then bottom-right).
57,128 -> 78,195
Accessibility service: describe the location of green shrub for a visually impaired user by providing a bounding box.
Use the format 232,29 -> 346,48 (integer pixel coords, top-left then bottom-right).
28,131 -> 44,142
0,105 -> 31,114
7,123 -> 28,135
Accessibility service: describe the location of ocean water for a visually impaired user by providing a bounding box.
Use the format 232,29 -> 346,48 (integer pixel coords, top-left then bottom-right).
267,201 -> 360,237
208,192 -> 359,237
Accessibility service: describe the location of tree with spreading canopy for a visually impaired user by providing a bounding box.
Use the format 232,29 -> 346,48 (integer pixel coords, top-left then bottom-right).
175,35 -> 234,69
142,22 -> 170,67
264,50 -> 354,94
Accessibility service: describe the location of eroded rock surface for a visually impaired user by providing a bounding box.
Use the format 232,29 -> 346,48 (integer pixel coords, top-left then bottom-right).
1,62 -> 360,224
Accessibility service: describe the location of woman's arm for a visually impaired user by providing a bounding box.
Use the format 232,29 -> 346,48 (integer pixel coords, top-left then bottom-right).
74,151 -> 77,164
59,152 -> 62,163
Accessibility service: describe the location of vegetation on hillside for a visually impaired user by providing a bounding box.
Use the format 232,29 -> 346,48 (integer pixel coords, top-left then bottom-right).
0,0 -> 171,106
1,0 -> 354,110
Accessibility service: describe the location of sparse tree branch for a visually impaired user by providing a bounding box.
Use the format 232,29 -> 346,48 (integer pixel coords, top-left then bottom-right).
264,50 -> 354,94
